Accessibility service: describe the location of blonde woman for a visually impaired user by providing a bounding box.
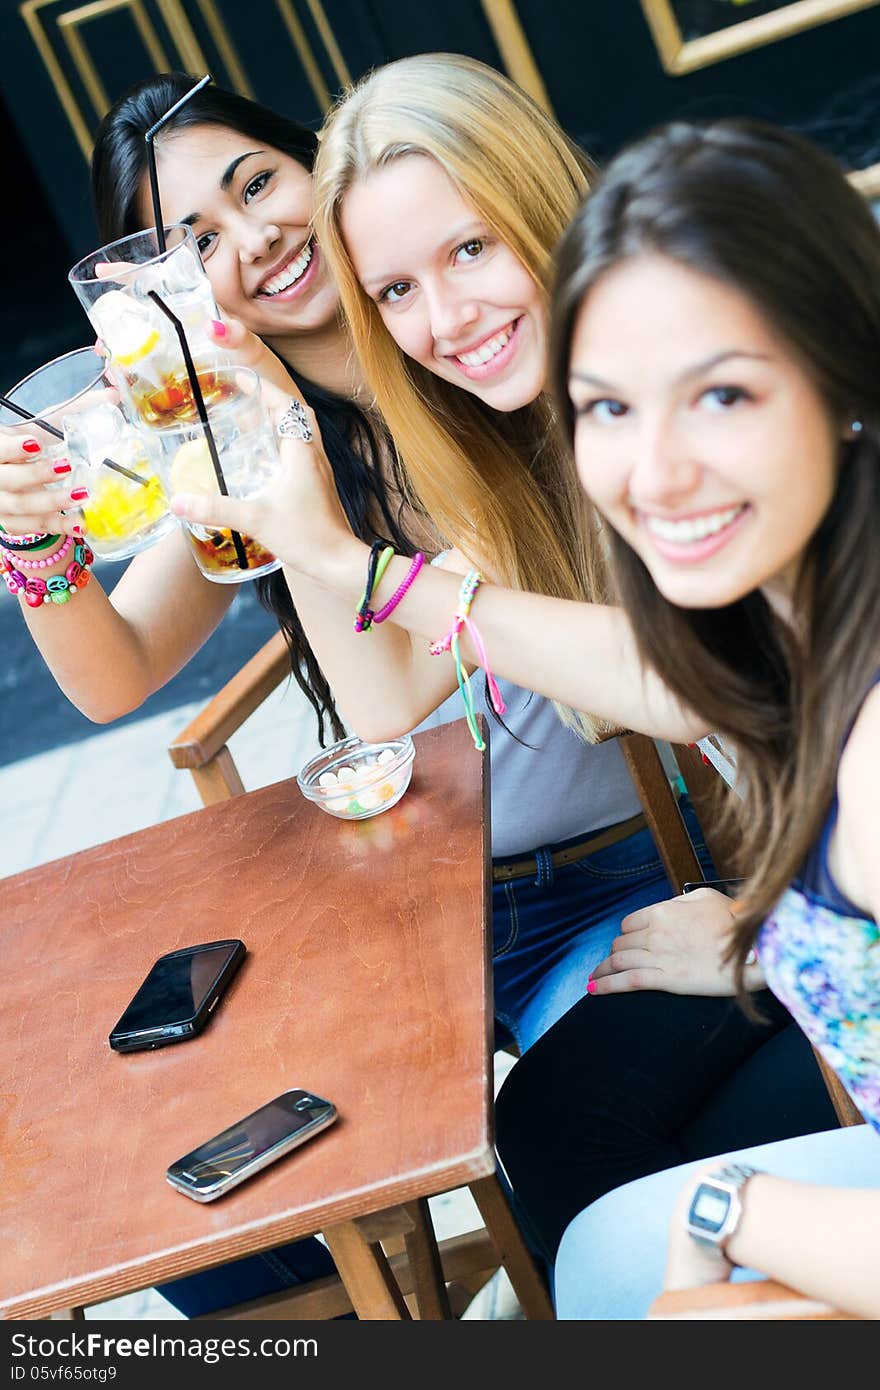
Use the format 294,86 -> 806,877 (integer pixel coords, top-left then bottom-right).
174,55 -> 837,1265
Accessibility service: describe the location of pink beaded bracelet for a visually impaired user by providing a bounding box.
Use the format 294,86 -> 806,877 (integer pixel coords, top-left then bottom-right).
10,533 -> 75,570
1,542 -> 94,607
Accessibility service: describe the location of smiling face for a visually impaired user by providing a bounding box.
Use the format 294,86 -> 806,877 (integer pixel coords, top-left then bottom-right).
137,124 -> 339,341
339,155 -> 547,411
568,254 -> 842,612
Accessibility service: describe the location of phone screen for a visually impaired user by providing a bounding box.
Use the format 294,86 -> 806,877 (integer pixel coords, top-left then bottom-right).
110,940 -> 244,1047
173,1093 -> 333,1185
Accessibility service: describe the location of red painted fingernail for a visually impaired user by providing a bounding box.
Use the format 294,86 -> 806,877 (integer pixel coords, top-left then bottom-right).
210,319 -> 227,338
587,979 -> 596,995
69,487 -> 89,502
53,460 -> 71,475
22,438 -> 42,454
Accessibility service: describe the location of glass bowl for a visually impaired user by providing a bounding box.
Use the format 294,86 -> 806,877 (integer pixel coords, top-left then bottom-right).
297,734 -> 415,820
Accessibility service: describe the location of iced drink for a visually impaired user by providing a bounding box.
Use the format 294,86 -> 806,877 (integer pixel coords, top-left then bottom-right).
63,402 -> 173,560
154,367 -> 282,584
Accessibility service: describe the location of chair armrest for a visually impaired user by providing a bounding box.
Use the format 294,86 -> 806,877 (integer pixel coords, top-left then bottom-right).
648,1279 -> 860,1320
168,630 -> 290,771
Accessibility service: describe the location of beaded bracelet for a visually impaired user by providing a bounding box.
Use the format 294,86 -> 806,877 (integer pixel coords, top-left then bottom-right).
0,530 -> 60,553
429,568 -> 482,655
429,568 -> 506,751
371,552 -> 425,625
9,534 -> 75,570
1,541 -> 94,607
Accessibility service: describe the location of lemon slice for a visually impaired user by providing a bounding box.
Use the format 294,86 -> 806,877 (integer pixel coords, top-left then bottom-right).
91,290 -> 160,366
170,438 -> 221,496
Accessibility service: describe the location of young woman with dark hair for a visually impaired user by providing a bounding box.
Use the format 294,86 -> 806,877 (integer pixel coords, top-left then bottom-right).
240,114 -> 880,1315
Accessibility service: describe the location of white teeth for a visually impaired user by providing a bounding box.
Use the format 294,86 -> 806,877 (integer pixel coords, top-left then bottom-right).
260,240 -> 313,296
456,324 -> 514,368
645,505 -> 744,544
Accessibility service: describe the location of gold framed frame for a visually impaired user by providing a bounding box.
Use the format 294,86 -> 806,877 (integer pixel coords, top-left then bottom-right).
640,1 -> 880,196
640,0 -> 879,76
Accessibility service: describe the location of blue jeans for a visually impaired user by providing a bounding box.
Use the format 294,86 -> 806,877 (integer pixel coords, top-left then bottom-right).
554,1123 -> 880,1319
156,1235 -> 340,1317
159,800 -> 708,1316
492,798 -> 712,1054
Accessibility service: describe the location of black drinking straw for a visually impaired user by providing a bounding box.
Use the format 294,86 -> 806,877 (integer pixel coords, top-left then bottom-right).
144,73 -> 212,256
147,289 -> 248,569
0,393 -> 149,486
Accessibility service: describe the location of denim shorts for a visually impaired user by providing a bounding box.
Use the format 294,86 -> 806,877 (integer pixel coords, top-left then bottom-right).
491,798 -> 712,1054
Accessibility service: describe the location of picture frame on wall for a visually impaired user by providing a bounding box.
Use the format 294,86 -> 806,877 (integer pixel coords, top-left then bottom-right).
640,0 -> 880,77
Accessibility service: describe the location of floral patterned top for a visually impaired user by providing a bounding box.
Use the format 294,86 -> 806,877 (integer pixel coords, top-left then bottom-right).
758,681 -> 880,1133
759,884 -> 880,1132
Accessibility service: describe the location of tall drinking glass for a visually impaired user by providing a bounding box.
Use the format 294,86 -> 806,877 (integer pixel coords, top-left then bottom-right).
0,347 -> 108,455
152,366 -> 282,584
68,225 -> 227,427
63,402 -> 173,561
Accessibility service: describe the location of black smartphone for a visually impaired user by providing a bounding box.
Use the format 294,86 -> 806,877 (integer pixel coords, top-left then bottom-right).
108,939 -> 246,1052
682,878 -> 746,899
166,1090 -> 338,1202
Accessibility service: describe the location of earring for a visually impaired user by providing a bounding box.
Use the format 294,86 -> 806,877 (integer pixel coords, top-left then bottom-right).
851,420 -> 863,433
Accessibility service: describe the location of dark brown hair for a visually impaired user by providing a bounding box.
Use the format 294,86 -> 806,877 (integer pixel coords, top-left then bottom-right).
90,74 -> 417,744
549,119 -> 880,987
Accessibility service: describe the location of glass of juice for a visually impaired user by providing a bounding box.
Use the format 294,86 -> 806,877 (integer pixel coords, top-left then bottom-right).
67,225 -> 226,423
62,402 -> 174,561
152,366 -> 282,584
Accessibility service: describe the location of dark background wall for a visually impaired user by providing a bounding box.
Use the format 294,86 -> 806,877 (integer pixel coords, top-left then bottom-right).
3,0 -> 880,397
1,0 -> 878,764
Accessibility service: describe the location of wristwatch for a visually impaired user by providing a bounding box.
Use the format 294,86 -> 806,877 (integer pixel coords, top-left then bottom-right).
685,1163 -> 759,1251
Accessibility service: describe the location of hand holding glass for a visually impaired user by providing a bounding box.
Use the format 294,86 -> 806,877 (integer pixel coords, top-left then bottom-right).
154,366 -> 282,583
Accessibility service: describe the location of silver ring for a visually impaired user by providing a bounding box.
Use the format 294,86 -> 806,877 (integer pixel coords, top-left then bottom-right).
277,399 -> 313,442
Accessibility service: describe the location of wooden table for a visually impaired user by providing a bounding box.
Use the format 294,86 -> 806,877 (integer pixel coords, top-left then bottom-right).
0,721 -> 550,1320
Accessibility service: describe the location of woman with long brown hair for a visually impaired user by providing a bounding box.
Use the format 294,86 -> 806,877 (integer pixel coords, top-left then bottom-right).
540,116 -> 880,1318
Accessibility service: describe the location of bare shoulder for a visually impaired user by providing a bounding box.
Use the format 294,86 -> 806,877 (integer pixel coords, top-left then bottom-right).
837,683 -> 880,918
839,683 -> 880,801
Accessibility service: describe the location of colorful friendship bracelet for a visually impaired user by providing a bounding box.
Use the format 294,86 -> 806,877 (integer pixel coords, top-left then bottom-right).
355,539 -> 392,632
0,530 -> 60,553
1,541 -> 94,607
429,568 -> 482,655
371,552 -> 425,625
355,543 -> 395,632
429,568 -> 506,750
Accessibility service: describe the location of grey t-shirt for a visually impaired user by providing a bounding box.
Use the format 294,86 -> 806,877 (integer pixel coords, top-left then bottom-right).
414,677 -> 671,859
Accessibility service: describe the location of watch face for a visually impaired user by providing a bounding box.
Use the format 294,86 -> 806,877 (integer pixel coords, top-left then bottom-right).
688,1181 -> 732,1235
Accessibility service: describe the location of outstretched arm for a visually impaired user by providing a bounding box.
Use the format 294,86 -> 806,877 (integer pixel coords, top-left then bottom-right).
1,428 -> 234,722
172,422 -> 708,743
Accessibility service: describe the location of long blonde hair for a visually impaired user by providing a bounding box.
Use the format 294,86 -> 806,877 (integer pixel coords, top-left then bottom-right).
313,53 -> 611,738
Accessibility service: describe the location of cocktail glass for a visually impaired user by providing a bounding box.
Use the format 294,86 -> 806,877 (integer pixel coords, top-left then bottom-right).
0,347 -> 108,462
68,226 -> 226,425
152,366 -> 282,584
62,402 -> 173,561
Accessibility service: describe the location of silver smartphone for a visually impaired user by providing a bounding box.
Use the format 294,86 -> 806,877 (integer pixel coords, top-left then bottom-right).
166,1089 -> 337,1202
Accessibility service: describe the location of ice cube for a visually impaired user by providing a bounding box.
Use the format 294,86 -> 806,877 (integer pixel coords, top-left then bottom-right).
90,291 -> 162,365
